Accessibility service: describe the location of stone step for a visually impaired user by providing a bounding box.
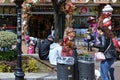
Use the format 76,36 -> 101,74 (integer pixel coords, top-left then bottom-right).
0,73 -> 57,80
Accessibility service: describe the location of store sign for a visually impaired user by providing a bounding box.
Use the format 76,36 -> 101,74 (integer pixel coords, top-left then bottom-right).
26,0 -> 33,3
94,0 -> 110,3
72,0 -> 89,3
0,0 -> 5,3
111,0 -> 117,3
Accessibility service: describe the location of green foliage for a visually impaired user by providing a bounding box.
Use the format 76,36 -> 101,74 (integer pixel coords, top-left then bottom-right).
22,57 -> 39,72
0,64 -> 6,72
0,31 -> 17,47
0,62 -> 14,72
0,56 -> 50,73
0,50 -> 17,61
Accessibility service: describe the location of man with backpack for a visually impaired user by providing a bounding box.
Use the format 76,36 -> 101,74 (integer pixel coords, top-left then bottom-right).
38,35 -> 54,60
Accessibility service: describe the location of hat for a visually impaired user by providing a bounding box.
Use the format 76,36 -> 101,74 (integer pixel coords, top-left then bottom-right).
87,16 -> 96,22
47,35 -> 54,40
102,4 -> 113,12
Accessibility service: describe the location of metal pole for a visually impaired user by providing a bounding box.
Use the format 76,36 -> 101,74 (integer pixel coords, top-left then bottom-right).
73,46 -> 79,80
14,0 -> 25,80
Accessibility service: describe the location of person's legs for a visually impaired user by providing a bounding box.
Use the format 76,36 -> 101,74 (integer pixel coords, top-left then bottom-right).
100,59 -> 115,80
109,67 -> 115,80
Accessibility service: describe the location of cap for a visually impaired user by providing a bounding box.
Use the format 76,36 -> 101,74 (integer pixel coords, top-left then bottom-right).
87,16 -> 96,22
47,35 -> 54,40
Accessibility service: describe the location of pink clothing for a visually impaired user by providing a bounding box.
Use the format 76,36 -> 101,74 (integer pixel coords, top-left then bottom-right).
27,45 -> 35,54
61,46 -> 73,57
24,35 -> 30,43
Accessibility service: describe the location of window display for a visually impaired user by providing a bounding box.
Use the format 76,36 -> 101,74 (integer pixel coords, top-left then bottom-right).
73,6 -> 98,29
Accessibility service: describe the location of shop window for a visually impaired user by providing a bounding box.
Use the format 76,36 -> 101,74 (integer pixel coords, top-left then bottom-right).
73,6 -> 98,29
0,16 -> 17,29
72,5 -> 99,38
29,14 -> 54,39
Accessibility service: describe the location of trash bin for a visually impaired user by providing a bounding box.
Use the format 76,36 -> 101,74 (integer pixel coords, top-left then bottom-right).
78,55 -> 95,80
57,57 -> 74,80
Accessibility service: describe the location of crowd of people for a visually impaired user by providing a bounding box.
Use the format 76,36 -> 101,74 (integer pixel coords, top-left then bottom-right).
22,2 -> 120,80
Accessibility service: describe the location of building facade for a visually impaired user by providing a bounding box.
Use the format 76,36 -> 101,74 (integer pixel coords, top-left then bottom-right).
0,0 -> 120,39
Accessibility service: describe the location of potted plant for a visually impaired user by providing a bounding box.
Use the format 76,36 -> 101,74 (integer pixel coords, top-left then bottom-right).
0,31 -> 17,52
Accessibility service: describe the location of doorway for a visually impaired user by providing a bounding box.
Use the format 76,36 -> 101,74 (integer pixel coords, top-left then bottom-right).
28,14 -> 54,39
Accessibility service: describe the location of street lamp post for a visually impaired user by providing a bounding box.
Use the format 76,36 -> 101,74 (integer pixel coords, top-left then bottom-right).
14,0 -> 25,80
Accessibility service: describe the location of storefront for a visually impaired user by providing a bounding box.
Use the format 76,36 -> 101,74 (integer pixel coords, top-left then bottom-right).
0,0 -> 120,39
0,3 -> 16,33
28,4 -> 54,38
71,0 -> 120,38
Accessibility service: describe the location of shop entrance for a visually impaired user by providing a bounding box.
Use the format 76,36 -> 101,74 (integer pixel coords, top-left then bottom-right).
28,14 -> 54,39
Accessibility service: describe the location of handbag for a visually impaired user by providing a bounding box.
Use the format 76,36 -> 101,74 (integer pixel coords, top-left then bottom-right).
95,40 -> 111,61
95,52 -> 106,61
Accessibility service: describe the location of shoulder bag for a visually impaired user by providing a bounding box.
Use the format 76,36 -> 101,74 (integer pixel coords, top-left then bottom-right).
95,40 -> 111,61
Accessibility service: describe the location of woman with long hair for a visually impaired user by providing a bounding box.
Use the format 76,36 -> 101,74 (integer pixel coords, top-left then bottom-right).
93,27 -> 118,80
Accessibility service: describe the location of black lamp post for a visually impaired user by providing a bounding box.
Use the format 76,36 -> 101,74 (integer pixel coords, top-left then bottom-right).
14,0 -> 25,80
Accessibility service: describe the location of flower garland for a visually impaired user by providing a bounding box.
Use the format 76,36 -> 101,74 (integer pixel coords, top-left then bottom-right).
21,0 -> 52,37
22,0 -> 39,36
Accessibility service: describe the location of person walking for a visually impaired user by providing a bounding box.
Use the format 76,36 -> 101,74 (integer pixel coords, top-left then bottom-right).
92,27 -> 118,80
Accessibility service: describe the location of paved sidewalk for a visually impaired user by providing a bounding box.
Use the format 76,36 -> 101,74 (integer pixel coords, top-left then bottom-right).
0,73 -> 57,80
0,60 -> 120,80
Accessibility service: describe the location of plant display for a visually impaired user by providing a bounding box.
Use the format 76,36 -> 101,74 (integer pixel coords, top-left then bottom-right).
22,57 -> 39,72
0,31 -> 17,47
0,50 -> 17,61
0,56 -> 51,73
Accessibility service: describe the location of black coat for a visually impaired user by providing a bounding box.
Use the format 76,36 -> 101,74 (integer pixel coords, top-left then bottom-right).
38,39 -> 53,60
94,34 -> 118,59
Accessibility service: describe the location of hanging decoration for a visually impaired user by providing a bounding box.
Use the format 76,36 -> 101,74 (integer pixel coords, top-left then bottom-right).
21,0 -> 39,39
102,4 -> 113,30
21,0 -> 52,38
64,0 -> 76,37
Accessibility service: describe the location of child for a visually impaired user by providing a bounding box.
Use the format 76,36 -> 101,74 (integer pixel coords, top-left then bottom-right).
27,40 -> 35,54
24,34 -> 30,46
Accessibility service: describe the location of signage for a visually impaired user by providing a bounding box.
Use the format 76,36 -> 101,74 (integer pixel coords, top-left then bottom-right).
111,0 -> 117,3
26,0 -> 33,3
72,0 -> 89,3
30,6 -> 54,12
94,0 -> 110,3
0,0 -> 5,3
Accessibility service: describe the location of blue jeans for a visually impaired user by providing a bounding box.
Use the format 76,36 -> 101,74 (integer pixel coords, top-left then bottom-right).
100,58 -> 115,80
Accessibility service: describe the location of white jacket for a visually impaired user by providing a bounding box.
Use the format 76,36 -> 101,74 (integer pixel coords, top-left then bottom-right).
48,43 -> 62,65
